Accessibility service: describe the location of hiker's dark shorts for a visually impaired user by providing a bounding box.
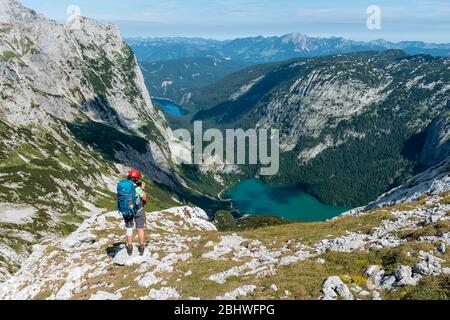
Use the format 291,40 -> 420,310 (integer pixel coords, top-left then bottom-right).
124,208 -> 145,229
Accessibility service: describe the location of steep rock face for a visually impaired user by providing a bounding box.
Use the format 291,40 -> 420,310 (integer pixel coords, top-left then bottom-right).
366,156 -> 450,209
1,0 -> 157,128
254,59 -> 390,151
193,51 -> 449,157
0,0 -> 175,280
0,0 -> 173,173
420,115 -> 450,168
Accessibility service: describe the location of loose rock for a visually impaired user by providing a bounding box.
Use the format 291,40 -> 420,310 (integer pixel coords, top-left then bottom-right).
89,291 -> 120,300
148,287 -> 180,300
138,272 -> 161,288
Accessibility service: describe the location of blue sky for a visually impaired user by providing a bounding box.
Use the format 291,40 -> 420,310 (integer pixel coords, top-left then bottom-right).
21,0 -> 450,42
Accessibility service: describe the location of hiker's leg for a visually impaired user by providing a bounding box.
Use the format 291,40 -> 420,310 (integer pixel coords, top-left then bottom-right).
124,218 -> 134,246
135,209 -> 146,246
137,228 -> 145,246
126,228 -> 133,246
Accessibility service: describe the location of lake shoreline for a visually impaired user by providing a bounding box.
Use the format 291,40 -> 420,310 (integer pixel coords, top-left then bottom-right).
217,181 -> 240,215
152,97 -> 189,116
224,179 -> 352,222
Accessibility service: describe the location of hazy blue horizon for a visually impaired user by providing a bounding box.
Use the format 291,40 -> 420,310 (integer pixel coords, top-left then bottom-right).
120,32 -> 449,44
21,0 -> 450,43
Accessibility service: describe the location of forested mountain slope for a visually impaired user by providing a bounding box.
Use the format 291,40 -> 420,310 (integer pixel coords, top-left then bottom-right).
139,56 -> 246,105
187,51 -> 450,206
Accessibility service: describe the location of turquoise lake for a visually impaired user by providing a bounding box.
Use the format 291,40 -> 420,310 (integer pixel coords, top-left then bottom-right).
224,179 -> 352,222
153,98 -> 187,116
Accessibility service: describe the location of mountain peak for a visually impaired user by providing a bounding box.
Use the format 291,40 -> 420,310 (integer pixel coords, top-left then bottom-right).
0,0 -> 40,24
0,0 -> 22,10
282,32 -> 308,43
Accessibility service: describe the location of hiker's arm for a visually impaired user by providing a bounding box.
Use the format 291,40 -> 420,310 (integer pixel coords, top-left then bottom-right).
141,182 -> 147,202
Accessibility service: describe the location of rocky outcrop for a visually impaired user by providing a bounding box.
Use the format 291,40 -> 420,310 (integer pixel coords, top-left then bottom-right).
328,202 -> 449,253
322,248 -> 450,300
420,115 -> 450,168
89,291 -> 120,300
321,276 -> 354,300
147,287 -> 181,300
0,207 -> 214,300
216,285 -> 257,300
138,272 -> 161,289
1,179 -> 448,300
364,250 -> 450,293
0,0 -> 162,129
413,251 -> 450,276
366,157 -> 450,208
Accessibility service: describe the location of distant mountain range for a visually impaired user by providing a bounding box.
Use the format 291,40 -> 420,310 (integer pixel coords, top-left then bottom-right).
127,33 -> 450,64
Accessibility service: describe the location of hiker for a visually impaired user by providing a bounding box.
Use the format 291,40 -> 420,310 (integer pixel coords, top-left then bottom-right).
116,169 -> 147,256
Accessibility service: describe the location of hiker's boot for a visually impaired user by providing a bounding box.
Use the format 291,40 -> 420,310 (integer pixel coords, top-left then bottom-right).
138,244 -> 145,256
126,244 -> 133,256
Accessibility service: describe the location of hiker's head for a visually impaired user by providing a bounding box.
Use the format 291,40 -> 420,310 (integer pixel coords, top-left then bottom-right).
127,169 -> 141,182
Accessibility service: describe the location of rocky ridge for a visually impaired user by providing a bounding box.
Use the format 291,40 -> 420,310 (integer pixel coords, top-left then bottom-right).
366,157 -> 450,209
1,172 -> 448,299
0,0 -> 178,280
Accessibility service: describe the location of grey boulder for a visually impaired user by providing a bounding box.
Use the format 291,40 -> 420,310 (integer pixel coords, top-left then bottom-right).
113,247 -> 155,266
322,276 -> 354,300
394,265 -> 412,281
89,291 -> 120,300
138,272 -> 161,288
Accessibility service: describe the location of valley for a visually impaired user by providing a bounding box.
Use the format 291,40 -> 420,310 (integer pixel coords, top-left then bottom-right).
144,50 -> 450,209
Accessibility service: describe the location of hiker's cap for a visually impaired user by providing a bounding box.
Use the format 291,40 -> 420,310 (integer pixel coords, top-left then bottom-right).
128,169 -> 141,179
